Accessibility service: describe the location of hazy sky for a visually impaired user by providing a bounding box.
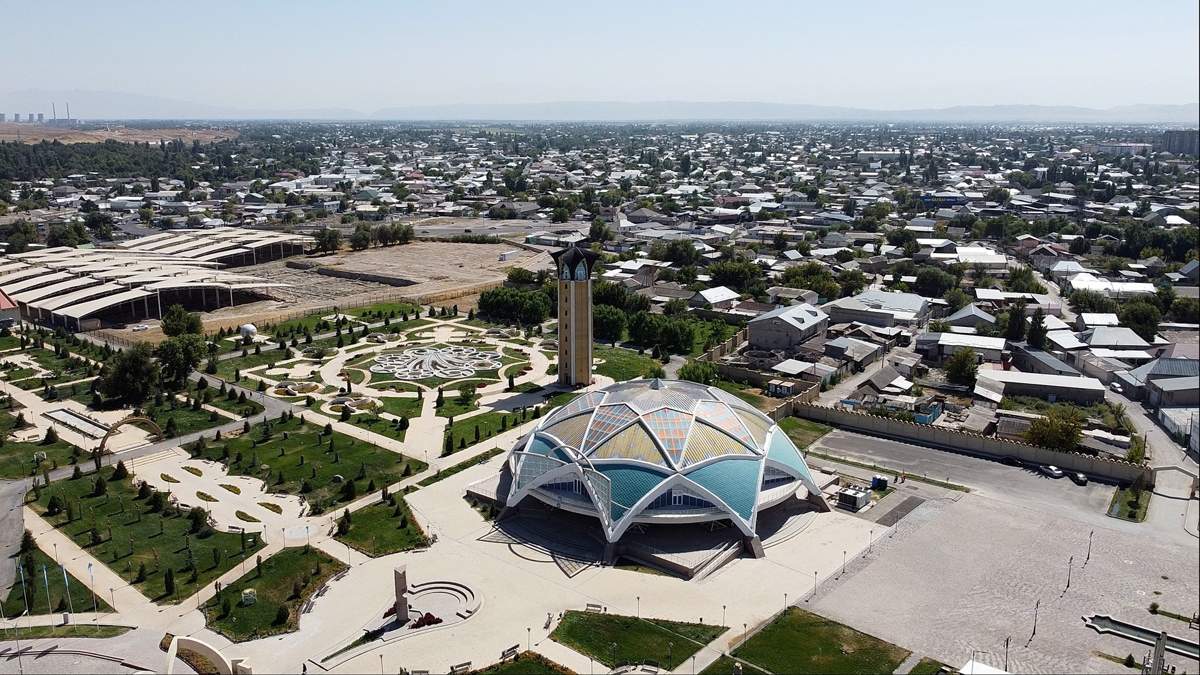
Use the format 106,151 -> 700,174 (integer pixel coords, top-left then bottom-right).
11,0 -> 1199,111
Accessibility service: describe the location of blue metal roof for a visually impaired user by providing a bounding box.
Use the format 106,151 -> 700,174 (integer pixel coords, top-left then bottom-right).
685,458 -> 760,520
766,430 -> 817,486
597,464 -> 669,522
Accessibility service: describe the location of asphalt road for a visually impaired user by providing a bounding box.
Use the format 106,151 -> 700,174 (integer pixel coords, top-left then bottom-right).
810,429 -> 1117,521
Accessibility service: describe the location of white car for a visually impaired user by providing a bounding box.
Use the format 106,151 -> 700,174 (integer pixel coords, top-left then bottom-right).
130,324 -> 149,332
1109,382 -> 1123,394
1040,465 -> 1065,479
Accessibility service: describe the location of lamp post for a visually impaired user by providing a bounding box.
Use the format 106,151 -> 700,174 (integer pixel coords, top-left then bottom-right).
667,642 -> 673,668
527,627 -> 531,651
380,654 -> 384,674
1004,636 -> 1011,671
841,550 -> 846,577
636,595 -> 640,618
783,592 -> 788,611
722,604 -> 726,627
810,570 -> 817,601
968,649 -> 990,674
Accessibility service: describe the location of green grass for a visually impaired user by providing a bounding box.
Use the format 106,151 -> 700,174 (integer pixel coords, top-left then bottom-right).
777,417 -> 832,450
377,396 -> 423,418
690,322 -> 738,357
474,652 -> 575,675
1108,486 -> 1150,522
343,412 -> 408,443
334,496 -> 428,557
0,624 -> 131,639
0,333 -> 21,351
443,409 -> 534,455
205,545 -> 346,642
730,608 -> 909,675
714,379 -> 772,411
594,346 -> 661,382
436,392 -> 480,418
909,657 -> 950,675
33,466 -> 263,604
0,411 -> 83,479
9,348 -> 97,390
418,448 -> 505,486
147,400 -> 225,437
550,610 -> 726,669
346,301 -> 420,321
188,416 -> 424,514
194,382 -> 264,418
3,545 -> 114,616
216,346 -> 291,381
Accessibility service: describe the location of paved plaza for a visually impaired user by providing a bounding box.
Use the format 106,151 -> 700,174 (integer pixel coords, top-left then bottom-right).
812,492 -> 1200,674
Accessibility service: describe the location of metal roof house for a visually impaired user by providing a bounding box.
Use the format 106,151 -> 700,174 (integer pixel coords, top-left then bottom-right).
502,379 -> 829,564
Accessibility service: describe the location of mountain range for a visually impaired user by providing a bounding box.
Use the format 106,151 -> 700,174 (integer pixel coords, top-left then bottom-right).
2,89 -> 1197,124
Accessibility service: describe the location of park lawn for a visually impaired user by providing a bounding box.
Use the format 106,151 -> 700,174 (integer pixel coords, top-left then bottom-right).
37,377 -> 98,403
10,349 -> 97,390
2,545 -> 113,616
0,411 -> 82,479
216,346 -> 291,381
1,367 -> 38,382
443,408 -> 539,454
730,608 -> 909,675
188,416 -> 424,513
908,657 -> 950,675
0,333 -> 21,351
206,545 -> 345,642
335,496 -> 428,557
713,379 -> 772,412
378,396 -> 423,418
594,346 -> 660,382
418,448 -> 505,487
42,333 -> 113,363
194,384 -> 262,415
777,417 -> 832,450
346,301 -> 421,321
148,400 -> 225,437
33,466 -> 263,604
550,610 -> 726,670
475,652 -> 574,675
437,392 -> 480,418
344,413 -> 408,443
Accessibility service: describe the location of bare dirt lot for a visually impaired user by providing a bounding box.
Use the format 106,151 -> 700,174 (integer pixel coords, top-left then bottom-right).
98,241 -> 552,342
286,240 -> 553,301
0,123 -> 238,144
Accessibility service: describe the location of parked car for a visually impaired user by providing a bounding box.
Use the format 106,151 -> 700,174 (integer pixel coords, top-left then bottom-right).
1069,472 -> 1088,486
1109,382 -> 1123,394
130,324 -> 149,332
1040,465 -> 1064,478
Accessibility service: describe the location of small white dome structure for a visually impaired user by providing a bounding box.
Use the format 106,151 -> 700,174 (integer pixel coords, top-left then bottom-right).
239,324 -> 258,340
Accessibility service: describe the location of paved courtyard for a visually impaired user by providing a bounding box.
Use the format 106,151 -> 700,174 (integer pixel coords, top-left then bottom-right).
812,492 -> 1200,674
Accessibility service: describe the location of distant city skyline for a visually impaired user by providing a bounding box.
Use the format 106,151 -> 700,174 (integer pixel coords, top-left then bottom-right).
8,0 -> 1198,114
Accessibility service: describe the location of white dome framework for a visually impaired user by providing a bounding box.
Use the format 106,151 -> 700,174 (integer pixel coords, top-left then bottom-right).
504,379 -> 830,550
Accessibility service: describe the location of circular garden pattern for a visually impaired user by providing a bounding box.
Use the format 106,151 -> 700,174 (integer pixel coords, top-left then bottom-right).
370,346 -> 501,380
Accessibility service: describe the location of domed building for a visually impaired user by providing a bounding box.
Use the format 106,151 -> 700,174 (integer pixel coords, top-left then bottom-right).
502,378 -> 829,560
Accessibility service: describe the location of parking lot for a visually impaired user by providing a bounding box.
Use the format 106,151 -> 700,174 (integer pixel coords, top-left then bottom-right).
809,430 -> 1126,533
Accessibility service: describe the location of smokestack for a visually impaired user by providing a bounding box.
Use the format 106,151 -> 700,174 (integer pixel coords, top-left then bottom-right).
66,102 -> 71,120
52,102 -> 56,120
